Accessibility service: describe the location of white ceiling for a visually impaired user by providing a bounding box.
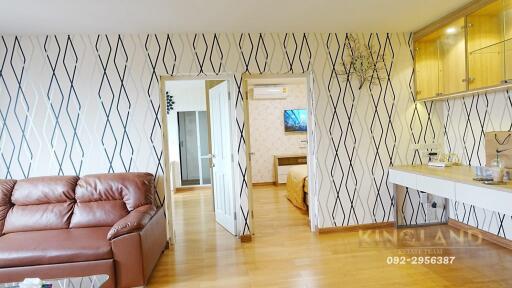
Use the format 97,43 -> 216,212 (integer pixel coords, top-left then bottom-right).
0,0 -> 471,34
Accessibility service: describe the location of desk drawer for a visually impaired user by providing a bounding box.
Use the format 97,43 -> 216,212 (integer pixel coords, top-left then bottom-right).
416,176 -> 455,199
455,183 -> 512,215
389,169 -> 417,189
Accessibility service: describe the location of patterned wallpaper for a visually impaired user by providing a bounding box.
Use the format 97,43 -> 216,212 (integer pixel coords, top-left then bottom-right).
248,82 -> 308,183
444,90 -> 512,239
0,35 -> 167,204
0,32 -> 441,237
315,33 -> 442,227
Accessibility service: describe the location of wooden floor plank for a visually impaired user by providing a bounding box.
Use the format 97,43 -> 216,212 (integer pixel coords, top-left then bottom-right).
148,185 -> 512,287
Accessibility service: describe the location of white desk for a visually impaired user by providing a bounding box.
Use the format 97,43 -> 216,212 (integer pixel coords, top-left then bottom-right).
389,165 -> 512,221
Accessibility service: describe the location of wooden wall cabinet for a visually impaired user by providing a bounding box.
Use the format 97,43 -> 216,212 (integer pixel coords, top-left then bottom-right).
467,0 -> 505,89
415,18 -> 467,100
414,0 -> 512,101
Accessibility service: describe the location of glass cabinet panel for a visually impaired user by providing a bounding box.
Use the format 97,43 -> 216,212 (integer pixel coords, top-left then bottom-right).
415,18 -> 466,100
505,40 -> 512,81
415,34 -> 440,100
438,18 -> 467,94
504,0 -> 512,81
414,0 -> 512,102
467,0 -> 505,89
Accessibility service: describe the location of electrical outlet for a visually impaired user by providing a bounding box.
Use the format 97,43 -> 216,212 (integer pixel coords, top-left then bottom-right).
426,196 -> 446,223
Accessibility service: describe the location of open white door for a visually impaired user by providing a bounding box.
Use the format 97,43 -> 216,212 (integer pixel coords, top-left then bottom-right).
209,81 -> 236,235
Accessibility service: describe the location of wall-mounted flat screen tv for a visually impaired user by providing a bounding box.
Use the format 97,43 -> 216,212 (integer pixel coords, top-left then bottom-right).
284,109 -> 307,133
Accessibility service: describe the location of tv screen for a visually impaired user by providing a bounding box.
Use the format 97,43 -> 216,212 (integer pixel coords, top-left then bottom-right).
284,109 -> 307,133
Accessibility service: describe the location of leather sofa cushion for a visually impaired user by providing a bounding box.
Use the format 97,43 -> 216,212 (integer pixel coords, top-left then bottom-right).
3,176 -> 78,234
71,201 -> 128,228
10,176 -> 78,205
71,173 -> 154,228
0,180 -> 16,235
4,203 -> 75,234
0,227 -> 112,268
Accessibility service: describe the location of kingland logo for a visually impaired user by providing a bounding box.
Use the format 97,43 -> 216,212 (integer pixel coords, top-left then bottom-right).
359,228 -> 483,248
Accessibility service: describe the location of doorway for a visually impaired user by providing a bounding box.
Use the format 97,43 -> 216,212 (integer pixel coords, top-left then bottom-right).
177,111 -> 211,186
243,73 -> 317,234
160,76 -> 238,238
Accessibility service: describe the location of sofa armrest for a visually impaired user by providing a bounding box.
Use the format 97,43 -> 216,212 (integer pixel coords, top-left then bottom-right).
111,207 -> 167,288
107,205 -> 156,240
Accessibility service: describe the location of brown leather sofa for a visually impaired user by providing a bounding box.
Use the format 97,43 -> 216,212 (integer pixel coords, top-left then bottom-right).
0,172 -> 168,288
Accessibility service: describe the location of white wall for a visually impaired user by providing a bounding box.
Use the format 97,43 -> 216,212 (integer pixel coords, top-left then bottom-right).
166,80 -> 207,112
165,80 -> 206,187
248,81 -> 308,183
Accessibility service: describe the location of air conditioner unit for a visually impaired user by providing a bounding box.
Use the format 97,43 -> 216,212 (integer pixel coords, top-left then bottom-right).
252,85 -> 288,100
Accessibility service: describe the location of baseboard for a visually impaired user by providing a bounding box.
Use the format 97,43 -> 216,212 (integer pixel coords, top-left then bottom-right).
240,234 -> 252,243
448,219 -> 512,250
318,221 -> 395,234
316,220 -> 512,249
252,182 -> 275,187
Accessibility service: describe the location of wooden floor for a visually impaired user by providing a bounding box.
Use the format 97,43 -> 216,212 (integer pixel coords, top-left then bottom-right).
148,185 -> 512,287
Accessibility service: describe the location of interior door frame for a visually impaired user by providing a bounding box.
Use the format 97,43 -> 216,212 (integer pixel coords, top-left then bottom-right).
242,72 -> 318,235
159,74 -> 239,243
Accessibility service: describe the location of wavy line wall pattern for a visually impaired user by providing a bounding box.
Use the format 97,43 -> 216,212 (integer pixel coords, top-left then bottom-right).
443,92 -> 512,239
0,32 -> 464,238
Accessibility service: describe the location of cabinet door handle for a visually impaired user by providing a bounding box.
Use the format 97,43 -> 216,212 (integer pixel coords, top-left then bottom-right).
501,79 -> 512,84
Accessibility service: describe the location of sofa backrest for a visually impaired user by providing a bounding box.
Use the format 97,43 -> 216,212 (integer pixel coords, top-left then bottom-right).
0,180 -> 16,235
70,172 -> 155,228
3,176 -> 79,234
0,172 -> 155,235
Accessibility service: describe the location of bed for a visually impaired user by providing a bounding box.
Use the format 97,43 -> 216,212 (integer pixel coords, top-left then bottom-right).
286,165 -> 308,211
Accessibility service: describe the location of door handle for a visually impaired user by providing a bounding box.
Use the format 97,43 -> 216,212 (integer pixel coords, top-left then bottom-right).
200,154 -> 213,159
210,154 -> 216,168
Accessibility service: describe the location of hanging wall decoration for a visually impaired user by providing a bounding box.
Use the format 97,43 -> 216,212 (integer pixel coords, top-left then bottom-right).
335,34 -> 387,90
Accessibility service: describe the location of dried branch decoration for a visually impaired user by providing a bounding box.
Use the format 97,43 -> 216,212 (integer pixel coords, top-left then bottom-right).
335,34 -> 387,90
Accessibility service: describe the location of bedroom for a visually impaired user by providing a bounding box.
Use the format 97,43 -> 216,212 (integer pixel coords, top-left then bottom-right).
246,75 -> 312,226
